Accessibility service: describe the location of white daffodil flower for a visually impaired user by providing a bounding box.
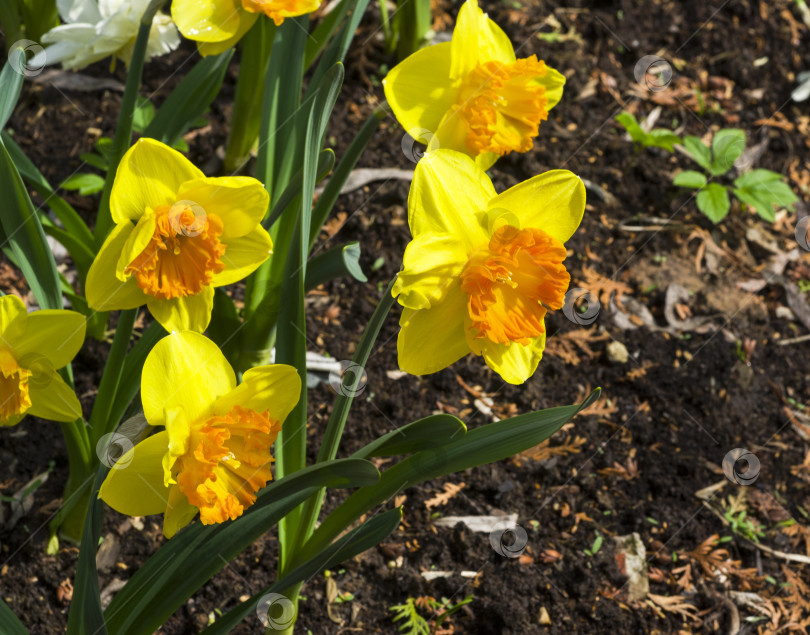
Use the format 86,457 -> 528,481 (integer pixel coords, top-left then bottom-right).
30,0 -> 180,71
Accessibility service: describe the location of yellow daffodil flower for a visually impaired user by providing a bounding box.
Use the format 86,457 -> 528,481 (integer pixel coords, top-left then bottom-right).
86,138 -> 273,332
99,331 -> 300,537
172,0 -> 320,55
383,0 -> 565,169
0,295 -> 85,426
392,149 -> 585,384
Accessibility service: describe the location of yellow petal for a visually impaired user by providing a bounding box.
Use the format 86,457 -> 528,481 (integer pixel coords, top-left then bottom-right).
214,226 -> 274,287
13,310 -> 85,369
141,331 -> 236,428
538,65 -> 566,112
0,294 -> 28,347
99,431 -> 171,517
469,330 -> 546,385
383,42 -> 457,137
213,364 -> 301,424
176,176 -> 269,239
111,138 -> 204,225
27,368 -> 82,422
450,0 -> 515,81
475,151 -> 499,171
162,405 -> 190,487
163,485 -> 198,538
397,283 -> 470,376
487,169 -> 585,243
86,222 -> 149,310
171,0 -> 243,42
431,107 -> 471,156
146,286 -> 215,333
409,149 -> 492,250
197,11 -> 258,55
116,210 -> 157,280
392,233 -> 468,310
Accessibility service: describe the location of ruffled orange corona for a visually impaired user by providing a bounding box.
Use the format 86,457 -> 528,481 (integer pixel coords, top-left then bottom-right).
384,0 -> 565,169
393,150 -> 586,384
99,331 -> 300,537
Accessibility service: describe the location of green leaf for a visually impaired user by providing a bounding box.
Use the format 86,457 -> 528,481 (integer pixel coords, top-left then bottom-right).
66,467 -> 108,635
0,47 -> 24,132
615,111 -> 645,145
61,173 -> 105,196
300,390 -> 601,566
733,178 -> 797,222
78,152 -> 109,171
696,183 -> 731,223
145,50 -> 234,147
733,187 -> 774,222
305,241 -> 367,291
0,597 -> 27,635
351,414 -> 466,459
710,128 -> 745,176
1,131 -> 95,254
673,170 -> 707,189
0,137 -> 62,310
131,95 -> 155,133
263,148 -> 335,230
199,508 -> 403,634
103,458 -> 380,635
683,136 -> 712,171
303,0 -> 353,69
644,129 -> 681,152
733,169 -> 783,189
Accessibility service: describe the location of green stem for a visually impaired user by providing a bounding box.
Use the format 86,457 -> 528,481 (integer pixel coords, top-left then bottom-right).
50,417 -> 94,546
88,308 -> 138,445
93,3 -> 163,245
288,279 -> 396,561
223,18 -> 277,174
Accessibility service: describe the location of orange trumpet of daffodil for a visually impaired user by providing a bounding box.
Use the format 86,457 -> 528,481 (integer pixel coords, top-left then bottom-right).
392,149 -> 585,384
171,0 -> 320,55
383,0 -> 565,169
86,138 -> 273,332
99,331 -> 300,537
0,295 -> 85,426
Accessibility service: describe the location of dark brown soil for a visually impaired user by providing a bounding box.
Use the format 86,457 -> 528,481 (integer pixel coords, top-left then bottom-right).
3,0 -> 810,633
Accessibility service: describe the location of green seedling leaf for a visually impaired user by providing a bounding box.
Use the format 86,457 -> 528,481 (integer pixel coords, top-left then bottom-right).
710,128 -> 745,175
78,152 -> 109,171
615,112 -> 645,145
733,169 -> 783,188
61,172 -> 105,196
683,136 -> 712,170
132,95 -> 155,133
697,183 -> 731,223
673,170 -> 707,189
646,129 -> 681,152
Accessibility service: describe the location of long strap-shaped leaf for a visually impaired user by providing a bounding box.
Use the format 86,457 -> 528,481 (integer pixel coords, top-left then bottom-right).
0,597 -> 28,635
0,136 -> 62,311
103,458 -> 380,635
298,390 -> 602,565
0,47 -> 24,132
145,49 -> 234,148
199,507 -> 403,634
